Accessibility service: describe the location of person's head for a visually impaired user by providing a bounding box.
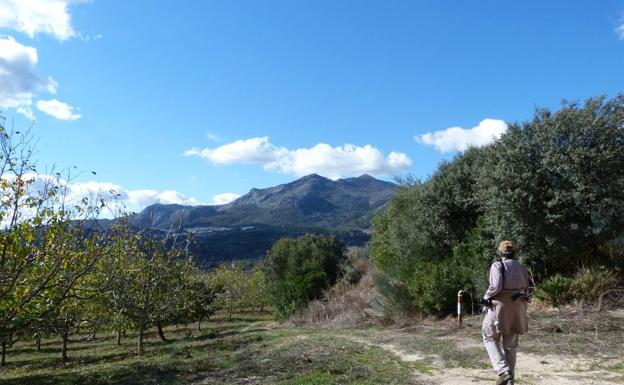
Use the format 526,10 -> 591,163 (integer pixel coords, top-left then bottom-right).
497,240 -> 515,260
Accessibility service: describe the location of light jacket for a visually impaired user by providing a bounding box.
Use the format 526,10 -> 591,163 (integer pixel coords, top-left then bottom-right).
484,289 -> 529,335
483,259 -> 530,335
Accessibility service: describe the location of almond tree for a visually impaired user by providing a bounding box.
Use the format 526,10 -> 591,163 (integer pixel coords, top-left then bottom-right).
0,117 -> 116,365
107,228 -> 193,355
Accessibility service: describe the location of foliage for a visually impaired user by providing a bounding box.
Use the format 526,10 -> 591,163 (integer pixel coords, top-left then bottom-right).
265,234 -> 344,318
535,267 -> 619,307
572,266 -> 618,303
106,226 -> 195,354
208,263 -> 248,321
370,149 -> 486,316
371,95 -> 624,315
340,247 -> 370,285
534,274 -> 575,308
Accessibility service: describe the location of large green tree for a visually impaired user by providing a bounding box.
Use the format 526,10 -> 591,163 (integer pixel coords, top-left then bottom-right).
265,234 -> 344,318
371,95 -> 624,316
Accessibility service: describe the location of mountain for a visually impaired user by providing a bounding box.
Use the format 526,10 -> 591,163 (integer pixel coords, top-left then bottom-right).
127,174 -> 396,265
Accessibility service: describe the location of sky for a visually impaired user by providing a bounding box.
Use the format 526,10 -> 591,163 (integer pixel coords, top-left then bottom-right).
1,0 -> 623,214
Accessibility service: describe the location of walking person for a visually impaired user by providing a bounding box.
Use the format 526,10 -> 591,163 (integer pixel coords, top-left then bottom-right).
482,241 -> 531,385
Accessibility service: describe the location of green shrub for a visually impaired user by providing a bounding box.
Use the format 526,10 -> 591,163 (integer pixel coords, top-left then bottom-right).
535,267 -> 619,308
371,268 -> 416,317
265,234 -> 344,318
535,274 -> 574,307
572,267 -> 618,302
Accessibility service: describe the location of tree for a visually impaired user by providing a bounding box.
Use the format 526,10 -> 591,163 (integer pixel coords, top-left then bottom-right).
478,96 -> 624,278
0,118 -> 114,365
182,270 -> 217,331
107,227 -> 192,355
265,234 -> 344,318
370,94 -> 624,316
370,148 -> 486,315
209,263 -> 247,321
41,225 -> 120,361
248,265 -> 270,312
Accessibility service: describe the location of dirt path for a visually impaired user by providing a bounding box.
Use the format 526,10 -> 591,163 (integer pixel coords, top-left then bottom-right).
344,333 -> 623,385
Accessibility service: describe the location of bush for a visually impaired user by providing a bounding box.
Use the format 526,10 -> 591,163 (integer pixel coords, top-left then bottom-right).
535,267 -> 620,308
534,274 -> 575,308
340,247 -> 370,284
290,272 -> 378,326
265,234 -> 344,319
572,267 -> 618,304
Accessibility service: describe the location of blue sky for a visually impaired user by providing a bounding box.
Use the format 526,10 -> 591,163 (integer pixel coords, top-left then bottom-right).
1,0 -> 624,212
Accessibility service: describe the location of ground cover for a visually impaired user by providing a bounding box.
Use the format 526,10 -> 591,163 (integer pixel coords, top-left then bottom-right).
0,308 -> 622,385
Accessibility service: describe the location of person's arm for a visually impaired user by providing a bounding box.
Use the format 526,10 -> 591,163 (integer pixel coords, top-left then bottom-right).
484,263 -> 502,299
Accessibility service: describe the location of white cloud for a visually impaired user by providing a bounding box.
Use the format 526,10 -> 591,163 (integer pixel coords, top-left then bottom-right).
6,174 -> 202,219
617,20 -> 624,40
0,36 -> 80,120
184,137 -> 411,179
206,131 -> 220,142
66,182 -> 201,208
0,36 -> 57,119
212,193 -> 241,205
184,137 -> 285,165
0,0 -> 76,40
416,119 -> 508,153
36,99 -> 81,120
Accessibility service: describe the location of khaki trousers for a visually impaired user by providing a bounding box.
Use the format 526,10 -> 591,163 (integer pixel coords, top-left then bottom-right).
482,313 -> 518,378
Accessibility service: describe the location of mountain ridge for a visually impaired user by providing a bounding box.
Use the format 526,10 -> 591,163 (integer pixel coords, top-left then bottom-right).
129,174 -> 396,231
126,174 -> 396,264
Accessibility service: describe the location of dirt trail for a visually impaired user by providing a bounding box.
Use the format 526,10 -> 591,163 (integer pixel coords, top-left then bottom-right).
345,333 -> 622,385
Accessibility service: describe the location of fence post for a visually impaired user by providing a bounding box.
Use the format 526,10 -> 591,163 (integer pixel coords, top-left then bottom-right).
457,290 -> 464,325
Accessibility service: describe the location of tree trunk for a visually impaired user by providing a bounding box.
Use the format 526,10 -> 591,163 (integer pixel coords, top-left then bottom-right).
36,336 -> 41,351
157,323 -> 167,342
260,302 -> 264,312
228,304 -> 233,321
197,319 -> 202,331
61,330 -> 69,362
88,328 -> 97,341
1,340 -> 6,368
116,330 -> 122,346
137,322 -> 144,356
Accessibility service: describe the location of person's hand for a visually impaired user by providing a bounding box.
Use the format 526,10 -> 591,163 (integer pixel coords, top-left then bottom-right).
478,298 -> 493,308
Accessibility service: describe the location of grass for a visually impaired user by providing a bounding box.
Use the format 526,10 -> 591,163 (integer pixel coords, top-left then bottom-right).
1,307 -> 623,384
0,312 -> 420,385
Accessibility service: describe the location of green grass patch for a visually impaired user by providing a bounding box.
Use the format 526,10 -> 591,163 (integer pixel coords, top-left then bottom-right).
0,312 -> 422,385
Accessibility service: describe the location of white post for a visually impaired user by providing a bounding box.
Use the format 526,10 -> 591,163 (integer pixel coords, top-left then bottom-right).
457,290 -> 464,325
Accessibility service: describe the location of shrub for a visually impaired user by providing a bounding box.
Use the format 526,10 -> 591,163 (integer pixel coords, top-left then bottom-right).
265,234 -> 344,319
534,274 -> 574,308
340,247 -> 370,284
290,272 -> 378,326
572,267 -> 618,304
535,267 -> 620,309
370,267 -> 416,318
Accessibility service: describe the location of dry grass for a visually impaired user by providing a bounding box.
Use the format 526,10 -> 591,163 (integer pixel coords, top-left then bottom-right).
289,272 -> 383,327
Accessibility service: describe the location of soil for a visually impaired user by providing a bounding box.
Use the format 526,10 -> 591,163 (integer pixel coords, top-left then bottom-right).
342,309 -> 624,385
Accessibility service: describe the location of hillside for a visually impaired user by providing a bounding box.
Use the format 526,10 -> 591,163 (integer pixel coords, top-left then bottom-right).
126,174 -> 396,264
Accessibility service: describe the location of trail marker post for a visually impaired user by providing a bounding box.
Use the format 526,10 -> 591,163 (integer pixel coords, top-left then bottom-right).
457,290 -> 463,325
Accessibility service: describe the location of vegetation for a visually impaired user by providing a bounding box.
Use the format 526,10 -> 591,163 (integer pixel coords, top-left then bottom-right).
1,308 -> 622,385
2,94 -> 624,383
0,119 -> 269,367
265,234 -> 345,318
371,95 -> 624,316
535,267 -> 619,308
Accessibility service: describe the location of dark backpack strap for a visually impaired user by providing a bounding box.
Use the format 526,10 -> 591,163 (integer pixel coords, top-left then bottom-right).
499,261 -> 506,290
